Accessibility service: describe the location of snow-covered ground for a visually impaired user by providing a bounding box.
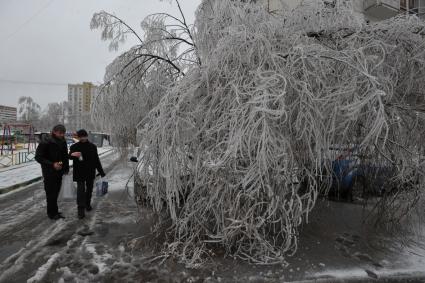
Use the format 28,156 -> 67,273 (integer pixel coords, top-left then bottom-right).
0,162 -> 41,191
0,151 -> 120,282
0,147 -> 114,192
0,159 -> 424,282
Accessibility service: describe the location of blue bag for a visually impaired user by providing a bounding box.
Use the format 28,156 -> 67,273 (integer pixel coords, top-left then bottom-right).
96,179 -> 108,196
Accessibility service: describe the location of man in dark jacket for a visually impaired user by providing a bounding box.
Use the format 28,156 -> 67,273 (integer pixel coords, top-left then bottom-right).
69,129 -> 105,219
35,124 -> 70,220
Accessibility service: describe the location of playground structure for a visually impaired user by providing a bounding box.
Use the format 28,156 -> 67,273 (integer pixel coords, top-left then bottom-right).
0,123 -> 37,167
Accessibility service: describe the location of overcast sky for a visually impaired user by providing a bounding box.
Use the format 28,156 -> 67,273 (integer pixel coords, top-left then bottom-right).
0,0 -> 201,109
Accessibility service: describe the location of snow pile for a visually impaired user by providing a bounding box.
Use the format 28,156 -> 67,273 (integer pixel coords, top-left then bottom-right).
93,0 -> 425,265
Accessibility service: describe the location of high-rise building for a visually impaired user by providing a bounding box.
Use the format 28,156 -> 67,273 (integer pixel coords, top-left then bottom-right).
67,82 -> 98,130
0,105 -> 17,126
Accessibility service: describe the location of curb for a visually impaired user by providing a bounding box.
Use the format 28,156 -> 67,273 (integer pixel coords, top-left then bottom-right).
0,177 -> 43,194
0,149 -> 116,195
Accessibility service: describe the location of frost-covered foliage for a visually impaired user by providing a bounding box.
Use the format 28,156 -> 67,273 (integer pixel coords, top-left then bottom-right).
94,0 -> 425,265
91,7 -> 197,148
17,96 -> 41,123
37,102 -> 68,131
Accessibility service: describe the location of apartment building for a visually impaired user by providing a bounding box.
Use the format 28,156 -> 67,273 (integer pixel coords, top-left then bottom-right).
67,82 -> 98,130
0,105 -> 17,126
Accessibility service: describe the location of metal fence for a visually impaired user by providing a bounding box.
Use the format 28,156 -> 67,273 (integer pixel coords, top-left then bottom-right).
0,151 -> 36,168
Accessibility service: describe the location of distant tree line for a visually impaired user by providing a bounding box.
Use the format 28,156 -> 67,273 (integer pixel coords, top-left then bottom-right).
17,96 -> 70,132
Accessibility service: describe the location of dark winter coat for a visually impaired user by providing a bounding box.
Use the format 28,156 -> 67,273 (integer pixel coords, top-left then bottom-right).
69,141 -> 105,182
35,135 -> 70,178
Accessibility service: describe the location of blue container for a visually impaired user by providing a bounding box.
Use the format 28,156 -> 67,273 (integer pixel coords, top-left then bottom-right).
96,180 -> 109,196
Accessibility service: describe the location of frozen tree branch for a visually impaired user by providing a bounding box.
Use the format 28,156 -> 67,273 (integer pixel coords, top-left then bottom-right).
91,1 -> 199,148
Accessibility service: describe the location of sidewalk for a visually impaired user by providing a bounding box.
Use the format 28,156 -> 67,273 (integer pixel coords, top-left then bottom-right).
0,147 -> 115,193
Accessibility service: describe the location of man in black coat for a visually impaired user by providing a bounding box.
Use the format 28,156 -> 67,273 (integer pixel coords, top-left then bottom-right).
69,129 -> 105,219
35,124 -> 70,220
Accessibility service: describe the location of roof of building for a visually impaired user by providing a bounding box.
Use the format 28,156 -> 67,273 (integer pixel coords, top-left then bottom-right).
0,105 -> 17,111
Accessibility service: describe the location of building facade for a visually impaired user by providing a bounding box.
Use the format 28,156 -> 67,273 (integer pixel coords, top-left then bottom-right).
67,82 -> 98,131
364,0 -> 425,21
260,0 -> 425,20
0,105 -> 17,126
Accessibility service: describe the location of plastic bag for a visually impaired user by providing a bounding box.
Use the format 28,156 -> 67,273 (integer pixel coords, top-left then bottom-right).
59,174 -> 76,200
96,178 -> 108,197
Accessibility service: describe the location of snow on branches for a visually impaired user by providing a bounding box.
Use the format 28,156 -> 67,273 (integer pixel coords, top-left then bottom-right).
91,6 -> 198,148
93,0 -> 425,265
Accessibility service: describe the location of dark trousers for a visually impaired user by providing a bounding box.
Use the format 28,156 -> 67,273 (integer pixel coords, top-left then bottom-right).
77,179 -> 94,211
43,175 -> 62,217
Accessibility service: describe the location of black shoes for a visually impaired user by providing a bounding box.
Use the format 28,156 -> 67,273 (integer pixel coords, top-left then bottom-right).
49,213 -> 65,220
49,214 -> 60,220
78,205 -> 92,219
50,207 -> 92,220
78,208 -> 85,219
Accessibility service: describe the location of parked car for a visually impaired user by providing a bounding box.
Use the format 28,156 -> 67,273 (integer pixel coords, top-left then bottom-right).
130,147 -> 194,208
326,145 -> 395,201
88,132 -> 111,147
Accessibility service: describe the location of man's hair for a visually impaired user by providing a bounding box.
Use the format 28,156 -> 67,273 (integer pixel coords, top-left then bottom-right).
76,129 -> 88,138
52,124 -> 66,133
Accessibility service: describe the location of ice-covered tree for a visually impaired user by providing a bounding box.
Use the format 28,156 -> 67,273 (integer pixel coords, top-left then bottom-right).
37,102 -> 68,131
90,3 -> 198,149
93,0 -> 425,265
17,96 -> 41,125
